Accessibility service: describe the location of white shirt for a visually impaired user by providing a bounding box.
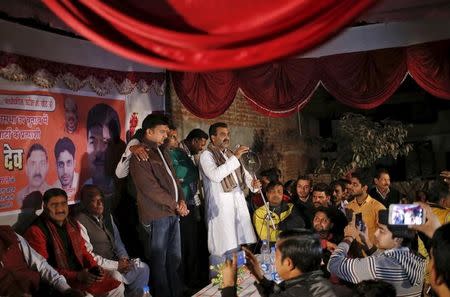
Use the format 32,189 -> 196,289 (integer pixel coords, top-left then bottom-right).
115,138 -> 140,179
15,233 -> 71,292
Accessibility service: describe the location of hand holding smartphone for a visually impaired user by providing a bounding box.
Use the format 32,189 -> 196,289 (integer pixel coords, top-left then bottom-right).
388,204 -> 426,225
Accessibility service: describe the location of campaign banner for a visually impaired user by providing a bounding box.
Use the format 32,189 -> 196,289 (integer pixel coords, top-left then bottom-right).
0,89 -> 125,215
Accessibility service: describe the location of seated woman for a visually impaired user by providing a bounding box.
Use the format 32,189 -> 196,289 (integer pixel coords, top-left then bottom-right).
253,181 -> 305,243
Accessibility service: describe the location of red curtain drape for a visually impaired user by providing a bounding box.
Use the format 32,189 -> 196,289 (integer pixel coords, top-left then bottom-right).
171,40 -> 450,118
407,40 -> 450,100
43,0 -> 376,71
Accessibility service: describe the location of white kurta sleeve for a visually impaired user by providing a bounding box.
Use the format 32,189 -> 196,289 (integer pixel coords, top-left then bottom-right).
200,151 -> 241,183
78,222 -> 119,270
18,234 -> 71,292
115,138 -> 140,178
111,216 -> 129,259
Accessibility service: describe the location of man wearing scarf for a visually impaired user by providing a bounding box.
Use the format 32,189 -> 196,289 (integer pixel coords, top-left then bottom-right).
24,188 -> 124,297
199,122 -> 260,258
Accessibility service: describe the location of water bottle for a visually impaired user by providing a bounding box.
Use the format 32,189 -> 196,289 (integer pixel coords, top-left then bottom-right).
260,240 -> 271,279
142,285 -> 152,297
270,246 -> 282,283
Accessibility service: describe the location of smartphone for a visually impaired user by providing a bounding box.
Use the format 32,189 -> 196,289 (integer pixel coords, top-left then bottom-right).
355,212 -> 365,232
388,204 -> 426,225
226,250 -> 246,267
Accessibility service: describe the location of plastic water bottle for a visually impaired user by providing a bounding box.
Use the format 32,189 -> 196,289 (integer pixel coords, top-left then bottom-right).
270,246 -> 282,283
142,285 -> 152,297
260,240 -> 271,279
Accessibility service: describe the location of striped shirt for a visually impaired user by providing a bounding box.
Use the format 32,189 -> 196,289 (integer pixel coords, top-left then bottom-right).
328,242 -> 426,297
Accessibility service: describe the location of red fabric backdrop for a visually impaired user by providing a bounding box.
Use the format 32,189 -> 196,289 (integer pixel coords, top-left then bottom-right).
171,40 -> 450,118
43,0 -> 376,71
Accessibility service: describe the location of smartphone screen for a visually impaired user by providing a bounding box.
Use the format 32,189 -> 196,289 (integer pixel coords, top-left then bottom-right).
355,212 -> 365,232
388,204 -> 425,225
225,250 -> 246,267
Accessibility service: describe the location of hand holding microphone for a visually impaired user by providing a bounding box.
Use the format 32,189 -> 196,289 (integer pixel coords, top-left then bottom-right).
234,144 -> 250,159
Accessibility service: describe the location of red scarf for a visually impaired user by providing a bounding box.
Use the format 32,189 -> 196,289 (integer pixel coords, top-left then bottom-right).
42,215 -> 84,269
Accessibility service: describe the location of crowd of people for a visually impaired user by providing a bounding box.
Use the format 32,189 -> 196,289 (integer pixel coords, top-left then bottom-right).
2,113 -> 450,297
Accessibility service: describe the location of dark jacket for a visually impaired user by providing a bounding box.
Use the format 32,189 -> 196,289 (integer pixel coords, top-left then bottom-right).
129,139 -> 185,224
222,270 -> 337,297
368,187 -> 401,208
291,196 -> 314,229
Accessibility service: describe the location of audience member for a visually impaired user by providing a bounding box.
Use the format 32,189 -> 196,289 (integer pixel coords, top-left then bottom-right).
429,223 -> 450,297
24,188 -> 124,296
312,183 -> 332,209
0,225 -> 83,297
253,181 -> 305,242
346,170 -> 385,245
283,179 -> 296,197
415,190 -> 429,203
328,209 -> 426,297
77,185 -> 150,297
330,180 -> 348,214
291,176 -> 314,229
129,114 -> 188,297
352,280 -> 396,297
221,229 -> 337,297
251,168 -> 290,209
200,122 -> 259,258
368,168 -> 401,207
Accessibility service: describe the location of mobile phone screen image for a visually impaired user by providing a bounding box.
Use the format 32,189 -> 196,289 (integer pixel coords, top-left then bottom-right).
355,212 -> 365,232
225,250 -> 246,267
388,204 -> 425,225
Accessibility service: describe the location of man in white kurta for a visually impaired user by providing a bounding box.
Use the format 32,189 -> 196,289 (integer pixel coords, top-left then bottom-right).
200,122 -> 259,257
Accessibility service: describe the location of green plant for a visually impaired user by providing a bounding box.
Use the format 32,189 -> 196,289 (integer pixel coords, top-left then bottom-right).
320,113 -> 413,179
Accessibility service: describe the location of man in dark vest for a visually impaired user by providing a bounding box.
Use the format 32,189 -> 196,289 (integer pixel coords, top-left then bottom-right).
0,225 -> 83,297
76,185 -> 149,297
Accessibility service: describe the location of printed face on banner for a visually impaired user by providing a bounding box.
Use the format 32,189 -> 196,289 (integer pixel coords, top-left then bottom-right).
0,92 -> 125,214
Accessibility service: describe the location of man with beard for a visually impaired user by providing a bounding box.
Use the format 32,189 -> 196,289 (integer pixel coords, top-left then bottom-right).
25,188 -> 124,297
17,143 -> 50,208
291,176 -> 314,229
346,170 -> 385,245
369,168 -> 401,207
85,103 -> 122,201
330,180 -> 348,214
200,122 -> 260,259
64,97 -> 78,134
53,137 -> 79,201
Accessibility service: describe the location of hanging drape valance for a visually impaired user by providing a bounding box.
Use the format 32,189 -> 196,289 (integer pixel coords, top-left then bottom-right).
172,40 -> 450,118
0,51 -> 165,96
43,0 -> 376,71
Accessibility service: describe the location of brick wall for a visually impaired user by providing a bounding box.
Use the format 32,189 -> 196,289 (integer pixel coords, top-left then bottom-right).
169,82 -> 316,181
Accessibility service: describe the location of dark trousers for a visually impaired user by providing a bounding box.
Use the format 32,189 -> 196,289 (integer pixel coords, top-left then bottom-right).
143,215 -> 183,297
180,204 -> 210,289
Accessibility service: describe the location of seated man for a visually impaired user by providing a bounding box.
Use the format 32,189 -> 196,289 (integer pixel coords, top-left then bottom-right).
0,225 -> 83,297
328,209 -> 426,297
24,188 -> 124,297
253,181 -> 304,242
221,229 -> 337,297
76,185 -> 150,297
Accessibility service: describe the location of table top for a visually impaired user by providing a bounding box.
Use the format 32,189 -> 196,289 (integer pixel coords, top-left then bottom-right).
193,271 -> 259,297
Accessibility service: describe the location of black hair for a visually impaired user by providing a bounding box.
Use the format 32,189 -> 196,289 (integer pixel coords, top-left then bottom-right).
266,181 -> 284,193
277,229 -> 322,273
141,114 -> 170,131
374,168 -> 390,179
54,137 -> 75,160
260,168 -> 281,183
132,128 -> 145,141
209,122 -> 228,137
27,143 -> 47,160
351,169 -> 371,188
330,180 -> 346,192
86,104 -> 121,142
431,223 -> 450,289
313,182 -> 331,197
43,188 -> 68,204
80,184 -> 104,206
353,279 -> 396,297
186,128 -> 208,141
